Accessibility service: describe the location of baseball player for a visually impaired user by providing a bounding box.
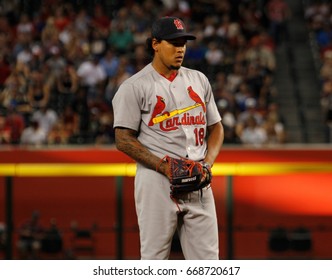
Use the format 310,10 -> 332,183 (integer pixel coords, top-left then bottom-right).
112,16 -> 224,260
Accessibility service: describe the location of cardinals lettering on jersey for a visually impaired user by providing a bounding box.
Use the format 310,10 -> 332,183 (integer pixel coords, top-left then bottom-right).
148,86 -> 207,130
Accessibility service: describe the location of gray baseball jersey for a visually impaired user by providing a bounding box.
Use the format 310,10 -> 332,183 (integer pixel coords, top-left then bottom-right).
112,63 -> 221,160
112,63 -> 221,259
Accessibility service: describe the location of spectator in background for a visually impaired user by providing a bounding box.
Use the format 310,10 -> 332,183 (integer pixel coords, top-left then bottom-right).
321,77 -> 332,141
76,55 -> 107,106
0,111 -> 11,144
74,8 -> 91,37
99,48 -> 120,80
16,13 -> 35,40
4,106 -> 25,145
236,97 -> 264,137
17,211 -> 45,259
0,53 -> 11,91
264,0 -> 291,45
90,4 -> 111,38
31,104 -> 58,137
0,69 -> 26,110
265,101 -> 284,125
238,97 -> 263,122
257,74 -> 278,109
315,21 -> 332,53
239,2 -> 262,40
16,44 -> 33,66
1,66 -> 31,125
55,62 -> 79,113
245,36 -> 276,74
31,10 -> 46,41
234,82 -> 255,112
107,20 -> 134,55
130,4 -> 152,46
90,27 -> 108,58
304,1 -> 329,25
202,15 -> 217,44
45,45 -> 67,81
205,41 -> 224,77
41,16 -> 60,52
320,50 -> 332,82
232,33 -> 248,65
217,98 -> 237,143
184,39 -> 207,71
213,71 -> 237,115
104,56 -> 133,105
225,62 -> 245,94
0,30 -> 12,65
12,26 -> 33,61
0,14 -> 15,48
61,26 -> 86,67
28,44 -> 45,72
131,43 -> 151,72
264,113 -> 286,144
70,86 -> 90,142
245,62 -> 265,99
59,104 -> 80,139
238,115 -> 268,146
264,101 -> 286,144
94,110 -> 115,145
47,121 -> 69,145
27,69 -> 52,109
20,118 -> 46,146
53,5 -> 71,33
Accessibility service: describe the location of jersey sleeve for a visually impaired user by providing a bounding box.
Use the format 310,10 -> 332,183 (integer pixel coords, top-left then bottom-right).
112,82 -> 142,131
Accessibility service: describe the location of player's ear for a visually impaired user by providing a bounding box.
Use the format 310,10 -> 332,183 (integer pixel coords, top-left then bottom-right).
152,38 -> 160,52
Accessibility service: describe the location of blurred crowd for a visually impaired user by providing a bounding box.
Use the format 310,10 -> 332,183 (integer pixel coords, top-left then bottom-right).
0,0 -> 289,147
305,0 -> 332,139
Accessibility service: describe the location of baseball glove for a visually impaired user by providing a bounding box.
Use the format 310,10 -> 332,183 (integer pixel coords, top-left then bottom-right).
158,156 -> 212,196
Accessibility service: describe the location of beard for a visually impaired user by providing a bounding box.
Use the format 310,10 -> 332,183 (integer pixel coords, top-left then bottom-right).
170,64 -> 181,70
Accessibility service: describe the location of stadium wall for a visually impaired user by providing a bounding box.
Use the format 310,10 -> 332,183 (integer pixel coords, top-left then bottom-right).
0,146 -> 332,259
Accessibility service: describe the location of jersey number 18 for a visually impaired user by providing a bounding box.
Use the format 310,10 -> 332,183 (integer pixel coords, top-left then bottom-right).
194,127 -> 205,146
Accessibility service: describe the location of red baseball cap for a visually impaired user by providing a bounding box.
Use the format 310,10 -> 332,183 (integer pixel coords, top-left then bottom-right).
151,17 -> 196,40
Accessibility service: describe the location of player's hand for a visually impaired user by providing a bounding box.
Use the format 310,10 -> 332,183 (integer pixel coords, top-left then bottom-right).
200,161 -> 212,185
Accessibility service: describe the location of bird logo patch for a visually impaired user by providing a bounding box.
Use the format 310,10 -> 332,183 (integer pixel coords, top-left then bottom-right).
148,95 -> 166,126
187,86 -> 206,112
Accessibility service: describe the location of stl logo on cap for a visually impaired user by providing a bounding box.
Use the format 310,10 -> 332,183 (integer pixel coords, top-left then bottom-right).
174,19 -> 184,30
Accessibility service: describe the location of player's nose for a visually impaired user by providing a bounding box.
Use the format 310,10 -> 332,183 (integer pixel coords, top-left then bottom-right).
175,45 -> 186,53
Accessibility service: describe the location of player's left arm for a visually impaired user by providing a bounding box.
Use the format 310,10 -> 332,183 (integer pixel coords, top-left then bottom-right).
204,121 -> 224,166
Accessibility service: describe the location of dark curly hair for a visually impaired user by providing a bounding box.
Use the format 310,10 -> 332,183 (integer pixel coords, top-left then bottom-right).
145,37 -> 161,58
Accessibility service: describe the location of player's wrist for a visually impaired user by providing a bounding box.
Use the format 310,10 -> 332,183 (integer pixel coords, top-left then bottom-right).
202,159 -> 212,168
160,161 -> 170,178
156,156 -> 171,178
202,161 -> 212,168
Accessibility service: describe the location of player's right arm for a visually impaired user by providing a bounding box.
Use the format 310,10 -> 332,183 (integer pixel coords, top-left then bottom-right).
115,127 -> 170,178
